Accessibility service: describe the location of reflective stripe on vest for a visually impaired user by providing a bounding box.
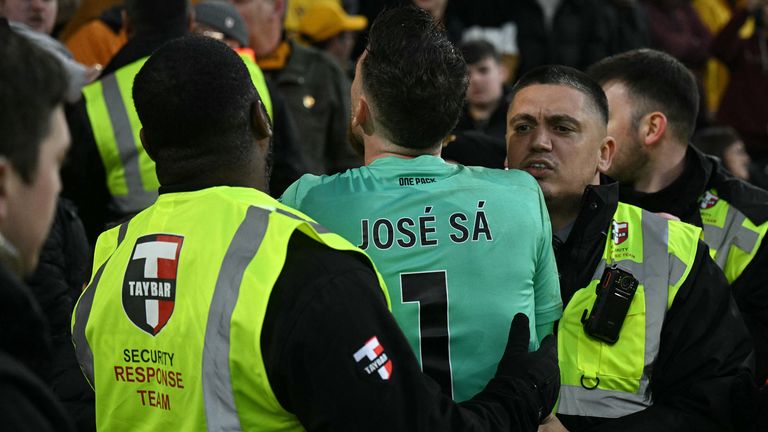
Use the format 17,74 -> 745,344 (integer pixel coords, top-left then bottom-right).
239,52 -> 273,121
699,190 -> 768,283
83,55 -> 273,217
202,205 -> 269,431
72,222 -> 129,388
83,58 -> 158,215
71,188 -> 389,430
557,203 -> 698,418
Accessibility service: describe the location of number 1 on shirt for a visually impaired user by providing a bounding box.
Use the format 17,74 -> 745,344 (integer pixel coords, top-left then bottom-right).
400,270 -> 453,399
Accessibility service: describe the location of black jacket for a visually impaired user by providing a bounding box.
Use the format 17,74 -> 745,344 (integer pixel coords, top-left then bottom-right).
619,146 -> 768,387
556,181 -> 754,432
25,199 -> 93,431
262,41 -> 360,176
512,0 -> 614,77
0,261 -> 75,432
261,230 -> 548,430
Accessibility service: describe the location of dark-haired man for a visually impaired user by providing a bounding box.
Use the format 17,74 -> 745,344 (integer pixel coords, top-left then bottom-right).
455,39 -> 510,143
72,34 -> 560,431
281,5 -> 562,417
506,64 -> 754,431
0,19 -> 75,432
588,49 -> 768,400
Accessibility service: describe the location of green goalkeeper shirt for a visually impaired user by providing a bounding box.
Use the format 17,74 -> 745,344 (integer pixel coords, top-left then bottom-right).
280,155 -> 562,401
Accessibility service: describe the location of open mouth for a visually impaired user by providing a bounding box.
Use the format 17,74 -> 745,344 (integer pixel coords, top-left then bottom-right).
522,160 -> 555,178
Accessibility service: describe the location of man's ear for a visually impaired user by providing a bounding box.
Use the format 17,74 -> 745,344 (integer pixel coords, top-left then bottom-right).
640,111 -> 668,147
352,94 -> 373,135
598,135 -> 616,174
139,128 -> 156,161
250,99 -> 273,150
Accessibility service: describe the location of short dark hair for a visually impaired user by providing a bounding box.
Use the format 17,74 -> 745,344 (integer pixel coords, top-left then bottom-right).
509,65 -> 609,126
0,20 -> 67,184
587,49 -> 699,142
124,0 -> 189,35
460,39 -> 500,65
133,35 -> 262,183
361,6 -> 467,150
693,126 -> 741,162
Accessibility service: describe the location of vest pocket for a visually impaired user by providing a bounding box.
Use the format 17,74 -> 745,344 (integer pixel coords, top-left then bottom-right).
561,284 -> 646,393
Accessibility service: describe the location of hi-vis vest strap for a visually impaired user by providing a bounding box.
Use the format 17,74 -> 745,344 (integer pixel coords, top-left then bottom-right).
239,50 -> 273,121
698,189 -> 768,283
557,202 -> 699,419
83,56 -> 274,217
83,58 -> 157,215
72,187 -> 388,431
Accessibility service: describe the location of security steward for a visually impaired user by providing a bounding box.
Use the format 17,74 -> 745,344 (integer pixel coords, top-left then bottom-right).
506,65 -> 754,432
63,0 -> 272,243
588,49 -> 768,399
71,35 -> 560,431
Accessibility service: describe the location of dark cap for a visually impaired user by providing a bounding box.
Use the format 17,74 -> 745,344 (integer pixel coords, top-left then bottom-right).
194,1 -> 248,47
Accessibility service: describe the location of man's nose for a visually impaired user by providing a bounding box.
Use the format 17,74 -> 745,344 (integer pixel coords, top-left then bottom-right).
530,127 -> 553,152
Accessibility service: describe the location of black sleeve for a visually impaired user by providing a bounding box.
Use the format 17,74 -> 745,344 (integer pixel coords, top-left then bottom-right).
0,352 -> 75,432
262,232 -> 542,431
62,100 -> 111,246
586,242 -> 755,432
730,239 -> 768,386
25,199 -> 90,337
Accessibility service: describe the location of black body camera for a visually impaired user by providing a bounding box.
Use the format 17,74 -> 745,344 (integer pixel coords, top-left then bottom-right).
581,266 -> 638,345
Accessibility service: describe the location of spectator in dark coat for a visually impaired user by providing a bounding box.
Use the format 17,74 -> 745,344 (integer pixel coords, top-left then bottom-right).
0,18 -> 75,432
643,0 -> 712,70
712,0 -> 768,161
26,199 -> 93,431
512,0 -> 614,77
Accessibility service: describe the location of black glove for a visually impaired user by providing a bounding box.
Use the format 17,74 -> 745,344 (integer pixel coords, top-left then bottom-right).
495,313 -> 560,422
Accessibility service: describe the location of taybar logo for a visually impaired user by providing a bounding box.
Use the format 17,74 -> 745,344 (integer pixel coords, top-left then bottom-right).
700,191 -> 719,209
122,234 -> 184,336
612,220 -> 629,245
353,336 -> 392,381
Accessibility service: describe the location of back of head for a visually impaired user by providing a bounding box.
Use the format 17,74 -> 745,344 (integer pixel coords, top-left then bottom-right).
510,65 -> 609,127
0,19 -> 67,183
133,35 -> 260,185
124,0 -> 189,36
460,39 -> 500,66
587,49 -> 699,143
361,6 -> 467,150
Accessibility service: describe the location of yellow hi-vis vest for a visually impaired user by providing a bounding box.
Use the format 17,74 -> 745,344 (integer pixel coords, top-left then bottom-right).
72,186 -> 387,431
698,189 -> 768,283
557,202 -> 699,418
83,56 -> 273,217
